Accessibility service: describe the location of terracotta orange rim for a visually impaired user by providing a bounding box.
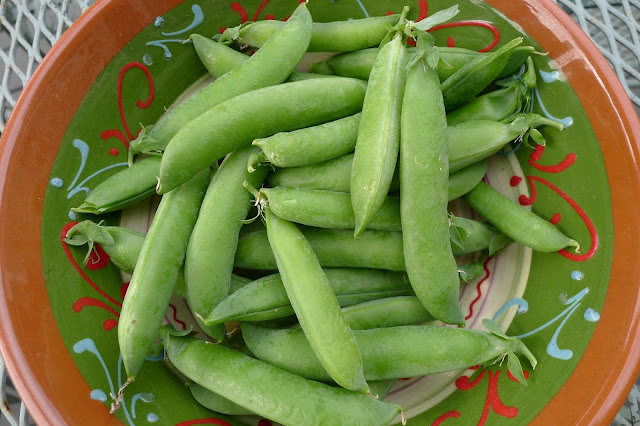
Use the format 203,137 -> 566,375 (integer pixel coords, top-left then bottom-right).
0,0 -> 639,425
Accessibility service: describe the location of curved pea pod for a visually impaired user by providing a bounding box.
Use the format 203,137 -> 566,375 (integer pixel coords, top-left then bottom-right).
225,15 -> 400,51
248,113 -> 361,170
158,77 -> 367,194
264,207 -> 369,394
351,31 -> 407,237
242,322 -> 537,382
267,153 -> 486,197
234,222 -> 506,271
119,169 -> 210,381
497,45 -> 536,79
448,113 -> 564,173
262,186 -> 401,231
441,37 -> 523,111
161,327 -> 402,425
401,57 -> 464,326
185,147 -> 269,340
464,181 -> 580,252
446,83 -> 525,126
130,3 -> 312,159
338,296 -> 435,330
189,383 -> 253,416
72,157 -> 160,214
191,33 -> 249,78
205,268 -> 413,325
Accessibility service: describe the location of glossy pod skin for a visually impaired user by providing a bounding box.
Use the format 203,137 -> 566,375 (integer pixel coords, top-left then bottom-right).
464,181 -> 580,252
229,15 -> 400,51
118,169 -> 210,380
241,323 -> 537,382
249,113 -> 361,170
441,37 -> 523,111
325,296 -> 435,330
185,147 -> 268,340
309,45 -> 535,82
72,157 -> 160,214
400,57 -> 464,326
267,154 -> 487,196
234,222 -> 504,271
351,30 -> 407,237
161,328 -> 402,426
130,4 -> 312,158
264,208 -> 369,394
158,77 -> 367,194
190,34 -> 249,77
206,268 -> 413,325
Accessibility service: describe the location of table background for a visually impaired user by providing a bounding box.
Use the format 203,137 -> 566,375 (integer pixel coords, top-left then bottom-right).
1,0 -> 639,424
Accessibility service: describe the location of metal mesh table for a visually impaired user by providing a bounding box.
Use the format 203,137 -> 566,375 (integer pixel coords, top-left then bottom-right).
1,0 -> 639,425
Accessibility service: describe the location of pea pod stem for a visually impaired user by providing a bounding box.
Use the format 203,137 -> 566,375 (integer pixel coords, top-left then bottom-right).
241,323 -> 537,382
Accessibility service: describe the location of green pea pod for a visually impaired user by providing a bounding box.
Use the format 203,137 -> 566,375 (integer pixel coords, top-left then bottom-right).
284,71 -> 338,82
441,37 -> 523,111
130,3 -> 312,159
464,181 -> 580,252
234,223 -> 504,271
225,15 -> 400,51
263,207 -> 369,394
158,77 -> 367,194
189,383 -> 253,416
190,33 -> 249,78
161,327 -> 402,425
310,46 -> 534,82
249,113 -> 361,170
262,186 -> 401,231
339,296 -> 435,330
185,147 -> 269,340
446,83 -> 525,126
119,169 -> 210,381
351,24 -> 407,237
400,54 -> 464,326
72,157 -> 160,214
241,323 -> 537,382
268,154 -> 486,198
206,268 -> 412,325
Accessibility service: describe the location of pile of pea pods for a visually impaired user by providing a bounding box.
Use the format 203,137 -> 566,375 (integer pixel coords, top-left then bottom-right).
64,3 -> 583,424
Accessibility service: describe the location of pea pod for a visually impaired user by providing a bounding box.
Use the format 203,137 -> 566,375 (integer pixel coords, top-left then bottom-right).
185,147 -> 268,340
446,56 -> 537,126
400,51 -> 463,326
206,268 -> 413,325
158,77 -> 367,194
267,154 -> 487,196
334,296 -> 436,330
248,113 -> 361,170
309,45 -> 534,82
234,221 -> 506,271
130,3 -> 312,159
351,11 -> 408,237
441,37 -> 523,111
223,15 -> 400,51
161,327 -> 402,426
119,169 -> 210,382
72,157 -> 160,214
241,322 -> 537,382
464,181 -> 580,252
263,206 -> 369,394
190,33 -> 249,78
